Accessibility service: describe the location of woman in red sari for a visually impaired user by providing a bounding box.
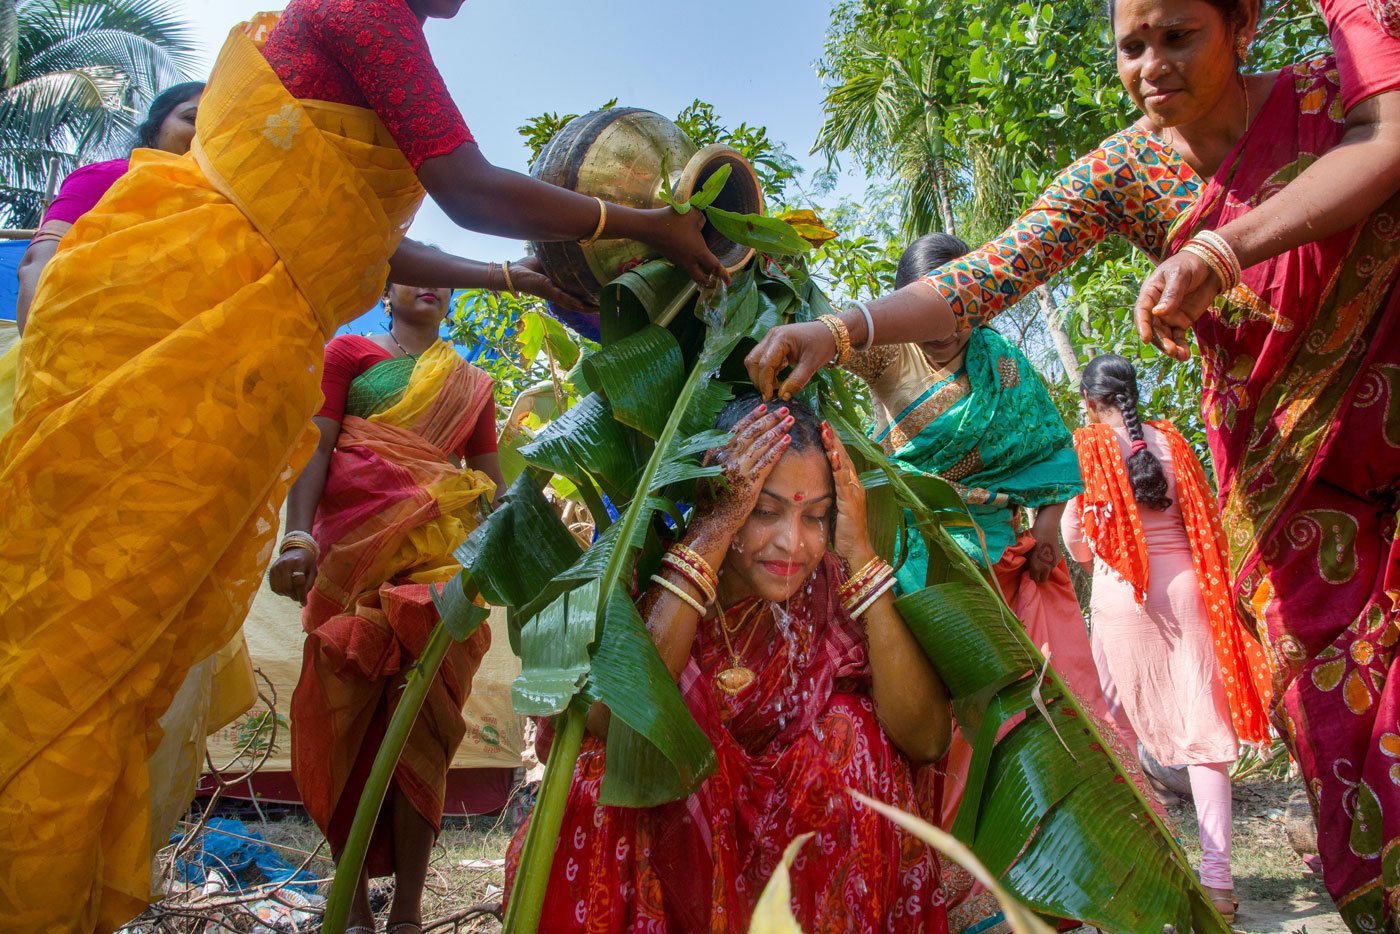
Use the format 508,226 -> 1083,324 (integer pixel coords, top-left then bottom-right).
746,1 -> 1400,924
269,282 -> 503,934
507,395 -> 953,932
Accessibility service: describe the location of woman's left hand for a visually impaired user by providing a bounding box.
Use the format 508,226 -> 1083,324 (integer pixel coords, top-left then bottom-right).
509,255 -> 595,311
1133,251 -> 1219,361
821,421 -> 874,566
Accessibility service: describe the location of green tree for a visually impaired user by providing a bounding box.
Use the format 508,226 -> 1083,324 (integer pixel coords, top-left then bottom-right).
816,0 -> 1330,461
0,0 -> 196,227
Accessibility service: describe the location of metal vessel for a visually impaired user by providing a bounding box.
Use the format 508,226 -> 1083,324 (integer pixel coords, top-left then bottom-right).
529,107 -> 764,303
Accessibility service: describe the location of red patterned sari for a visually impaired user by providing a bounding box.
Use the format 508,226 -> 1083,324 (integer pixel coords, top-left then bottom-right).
1178,58 -> 1400,925
506,554 -> 948,932
290,342 -> 496,874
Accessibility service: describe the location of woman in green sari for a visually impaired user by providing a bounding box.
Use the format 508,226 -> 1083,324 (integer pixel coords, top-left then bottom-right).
846,233 -> 1110,934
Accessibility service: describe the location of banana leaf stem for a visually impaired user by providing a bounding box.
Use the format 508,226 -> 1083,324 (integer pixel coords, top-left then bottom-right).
321,619 -> 456,933
502,701 -> 587,933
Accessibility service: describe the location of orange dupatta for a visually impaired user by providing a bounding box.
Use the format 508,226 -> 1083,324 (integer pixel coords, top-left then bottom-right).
1072,421 -> 1273,746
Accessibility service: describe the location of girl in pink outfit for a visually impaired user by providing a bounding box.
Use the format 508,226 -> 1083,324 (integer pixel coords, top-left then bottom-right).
1062,355 -> 1272,924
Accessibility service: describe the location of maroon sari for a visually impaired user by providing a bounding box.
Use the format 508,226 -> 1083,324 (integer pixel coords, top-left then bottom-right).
1176,56 -> 1400,925
506,554 -> 948,932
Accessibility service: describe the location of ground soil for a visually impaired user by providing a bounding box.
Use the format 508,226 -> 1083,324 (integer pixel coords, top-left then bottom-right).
129,772 -> 1342,932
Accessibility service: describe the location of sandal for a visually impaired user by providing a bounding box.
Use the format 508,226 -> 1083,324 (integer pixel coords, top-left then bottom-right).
1204,887 -> 1237,924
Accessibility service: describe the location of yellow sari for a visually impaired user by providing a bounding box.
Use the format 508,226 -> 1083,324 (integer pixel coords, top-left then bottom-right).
0,16 -> 424,931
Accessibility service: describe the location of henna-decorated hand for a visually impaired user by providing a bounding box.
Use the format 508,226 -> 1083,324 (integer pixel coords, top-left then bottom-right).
694,403 -> 794,542
821,420 -> 874,567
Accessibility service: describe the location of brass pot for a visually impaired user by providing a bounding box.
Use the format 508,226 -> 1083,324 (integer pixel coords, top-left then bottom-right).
529,107 -> 765,302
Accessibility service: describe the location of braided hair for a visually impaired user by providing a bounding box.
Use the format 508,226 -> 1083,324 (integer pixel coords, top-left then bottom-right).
1080,354 -> 1172,511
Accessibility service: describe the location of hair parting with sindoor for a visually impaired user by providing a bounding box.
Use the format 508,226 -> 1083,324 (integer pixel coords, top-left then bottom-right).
1081,354 -> 1172,511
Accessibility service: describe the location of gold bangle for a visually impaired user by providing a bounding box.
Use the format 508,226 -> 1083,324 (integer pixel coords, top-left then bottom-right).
1193,230 -> 1242,288
661,552 -> 717,605
650,573 -> 707,615
500,260 -> 517,296
279,532 -> 320,562
817,314 -> 852,365
581,197 -> 608,246
667,543 -> 717,589
849,575 -> 897,620
839,556 -> 886,599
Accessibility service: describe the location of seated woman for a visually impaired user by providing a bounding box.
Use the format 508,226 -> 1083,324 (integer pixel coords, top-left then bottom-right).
269,281 -> 503,934
507,395 -> 953,932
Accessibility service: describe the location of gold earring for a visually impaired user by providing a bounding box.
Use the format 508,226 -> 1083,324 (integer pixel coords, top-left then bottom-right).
1235,37 -> 1250,64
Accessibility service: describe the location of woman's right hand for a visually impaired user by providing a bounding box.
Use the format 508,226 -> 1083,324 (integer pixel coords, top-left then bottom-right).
744,320 -> 837,400
1133,251 -> 1217,361
635,207 -> 730,289
693,403 -> 794,541
268,546 -> 317,605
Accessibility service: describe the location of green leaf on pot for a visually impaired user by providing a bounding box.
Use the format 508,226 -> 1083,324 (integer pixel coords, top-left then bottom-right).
600,260 -> 697,342
582,325 -> 685,438
704,206 -> 811,256
687,162 -> 732,211
588,588 -> 715,806
454,472 -> 582,610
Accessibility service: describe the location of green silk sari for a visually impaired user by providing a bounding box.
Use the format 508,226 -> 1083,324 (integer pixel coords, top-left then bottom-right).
875,327 -> 1082,590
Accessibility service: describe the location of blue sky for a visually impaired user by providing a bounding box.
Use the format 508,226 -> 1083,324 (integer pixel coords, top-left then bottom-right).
184,1 -> 869,265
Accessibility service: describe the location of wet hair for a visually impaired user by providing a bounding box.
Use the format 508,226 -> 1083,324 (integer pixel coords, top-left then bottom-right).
1106,0 -> 1254,37
1080,354 -> 1172,511
894,232 -> 971,289
136,82 -> 205,149
717,391 -> 823,454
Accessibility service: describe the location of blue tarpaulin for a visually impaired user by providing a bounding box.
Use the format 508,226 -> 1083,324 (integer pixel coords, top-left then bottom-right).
1,240 -> 28,322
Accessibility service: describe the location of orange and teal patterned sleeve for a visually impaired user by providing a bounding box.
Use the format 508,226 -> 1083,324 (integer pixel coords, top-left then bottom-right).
922,129 -> 1200,328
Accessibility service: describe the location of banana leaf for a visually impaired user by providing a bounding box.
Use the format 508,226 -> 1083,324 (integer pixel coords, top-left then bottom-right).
327,253 -> 1229,934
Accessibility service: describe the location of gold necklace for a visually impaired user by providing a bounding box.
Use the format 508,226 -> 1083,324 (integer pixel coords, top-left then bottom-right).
713,601 -> 764,695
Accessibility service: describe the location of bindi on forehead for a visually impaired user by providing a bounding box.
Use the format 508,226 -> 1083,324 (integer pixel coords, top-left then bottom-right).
793,492 -> 805,502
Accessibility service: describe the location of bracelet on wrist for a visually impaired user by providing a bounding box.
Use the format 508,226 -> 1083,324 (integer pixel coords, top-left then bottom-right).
650,573 -> 708,615
817,314 -> 853,366
279,531 -> 320,562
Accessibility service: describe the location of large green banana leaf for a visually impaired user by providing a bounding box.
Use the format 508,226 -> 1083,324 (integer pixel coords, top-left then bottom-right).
323,257 -> 1230,934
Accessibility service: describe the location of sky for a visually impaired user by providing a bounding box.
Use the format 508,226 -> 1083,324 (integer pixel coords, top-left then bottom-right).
182,0 -> 869,265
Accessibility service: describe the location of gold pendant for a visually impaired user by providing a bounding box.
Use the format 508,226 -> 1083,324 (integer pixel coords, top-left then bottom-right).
715,666 -> 756,695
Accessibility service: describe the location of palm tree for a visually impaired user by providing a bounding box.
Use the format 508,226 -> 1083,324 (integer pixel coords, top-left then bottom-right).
0,0 -> 197,227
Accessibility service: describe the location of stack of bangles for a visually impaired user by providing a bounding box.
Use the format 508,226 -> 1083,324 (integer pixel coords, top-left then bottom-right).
1178,230 -> 1241,292
280,530 -> 320,563
817,314 -> 852,365
840,556 -> 896,619
652,543 -> 717,615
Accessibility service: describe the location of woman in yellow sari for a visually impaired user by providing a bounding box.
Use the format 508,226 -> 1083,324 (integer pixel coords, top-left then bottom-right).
0,2 -> 724,930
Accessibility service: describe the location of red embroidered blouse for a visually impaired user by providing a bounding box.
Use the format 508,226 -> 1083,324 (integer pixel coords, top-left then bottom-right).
261,0 -> 475,169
